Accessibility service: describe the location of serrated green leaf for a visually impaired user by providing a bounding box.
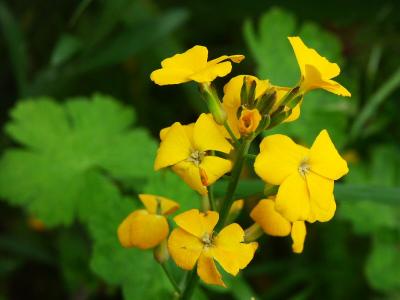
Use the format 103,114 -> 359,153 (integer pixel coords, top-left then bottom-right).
0,94 -> 157,226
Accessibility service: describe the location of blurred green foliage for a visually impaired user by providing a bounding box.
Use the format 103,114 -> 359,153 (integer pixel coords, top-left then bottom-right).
0,0 -> 400,299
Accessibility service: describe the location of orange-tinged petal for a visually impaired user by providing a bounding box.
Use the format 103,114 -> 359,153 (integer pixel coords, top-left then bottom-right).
309,130 -> 349,180
150,46 -> 208,85
250,199 -> 291,236
275,173 -> 310,222
255,135 -> 309,185
199,156 -> 232,187
319,79 -> 351,97
197,251 -> 225,287
238,109 -> 262,135
168,228 -> 203,270
212,223 -> 258,276
117,210 -> 169,249
305,172 -> 336,222
172,161 -> 207,195
193,114 -> 232,153
174,209 -> 219,238
291,221 -> 306,253
154,122 -> 191,170
138,194 -> 179,215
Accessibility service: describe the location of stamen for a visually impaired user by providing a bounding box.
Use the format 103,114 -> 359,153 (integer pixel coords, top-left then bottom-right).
187,150 -> 205,166
298,160 -> 310,177
201,232 -> 213,247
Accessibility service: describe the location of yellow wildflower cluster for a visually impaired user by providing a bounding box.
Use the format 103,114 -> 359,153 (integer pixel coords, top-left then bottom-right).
117,37 -> 350,294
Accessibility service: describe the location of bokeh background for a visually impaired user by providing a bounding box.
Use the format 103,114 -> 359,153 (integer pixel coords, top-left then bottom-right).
1,0 -> 400,299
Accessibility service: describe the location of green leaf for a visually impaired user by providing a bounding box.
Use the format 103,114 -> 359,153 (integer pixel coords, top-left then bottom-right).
340,145 -> 400,233
243,7 -> 298,86
0,94 -> 157,226
0,1 -> 28,96
50,34 -> 82,67
350,65 -> 400,140
366,229 -> 400,292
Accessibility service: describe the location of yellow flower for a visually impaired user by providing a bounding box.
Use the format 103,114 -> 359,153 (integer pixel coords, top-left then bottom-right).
168,209 -> 258,286
250,198 -> 306,253
288,36 -> 351,97
154,114 -> 233,195
222,75 -> 301,138
254,130 -> 348,223
118,194 -> 179,249
150,45 -> 244,85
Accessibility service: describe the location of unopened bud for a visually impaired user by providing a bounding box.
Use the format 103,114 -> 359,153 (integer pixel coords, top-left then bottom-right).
268,108 -> 292,129
199,83 -> 227,125
256,89 -> 277,115
279,86 -> 300,107
154,239 -> 169,263
286,94 -> 303,109
244,223 -> 264,242
240,76 -> 257,108
238,108 -> 262,135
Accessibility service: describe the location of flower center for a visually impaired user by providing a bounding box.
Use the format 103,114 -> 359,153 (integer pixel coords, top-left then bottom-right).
201,232 -> 213,247
187,150 -> 205,166
298,160 -> 310,177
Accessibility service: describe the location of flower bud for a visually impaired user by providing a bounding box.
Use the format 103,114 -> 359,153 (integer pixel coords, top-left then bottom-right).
240,76 -> 257,108
153,239 -> 169,263
238,108 -> 262,135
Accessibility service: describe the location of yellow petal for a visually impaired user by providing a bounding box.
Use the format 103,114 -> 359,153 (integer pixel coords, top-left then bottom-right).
154,122 -> 192,170
275,173 -> 310,222
189,54 -> 244,83
222,105 -> 241,138
193,114 -> 232,153
197,251 -> 225,287
309,130 -> 349,180
303,65 -> 351,96
189,61 -> 232,83
255,135 -> 309,185
288,37 -> 350,96
284,99 -> 302,123
138,194 -> 179,215
288,37 -> 340,80
160,123 -> 194,142
117,210 -> 169,249
212,223 -> 258,276
174,209 -> 219,238
199,156 -> 232,187
168,228 -> 203,270
230,199 -> 244,214
172,161 -> 207,195
305,172 -> 336,222
291,221 -> 306,253
150,45 -> 208,85
250,199 -> 291,236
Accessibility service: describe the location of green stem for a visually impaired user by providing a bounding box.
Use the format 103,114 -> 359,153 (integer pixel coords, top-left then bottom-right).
208,184 -> 217,211
180,269 -> 199,300
161,262 -> 181,295
215,138 -> 252,232
223,120 -> 240,146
